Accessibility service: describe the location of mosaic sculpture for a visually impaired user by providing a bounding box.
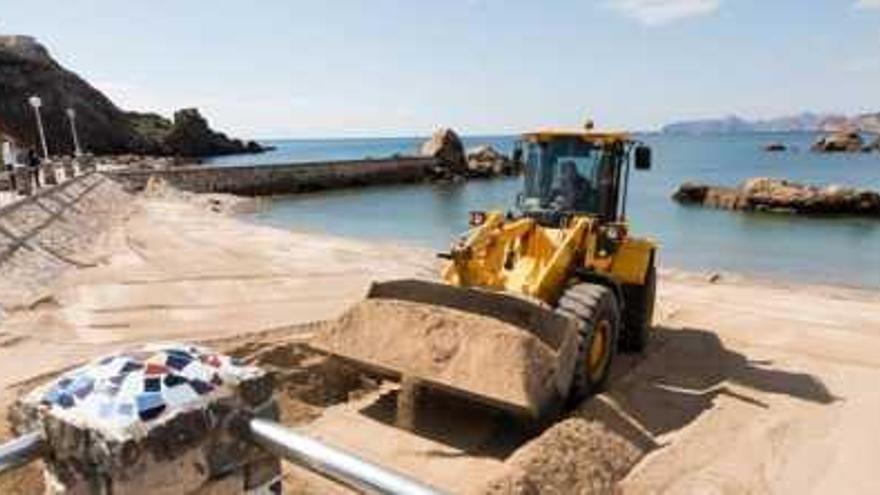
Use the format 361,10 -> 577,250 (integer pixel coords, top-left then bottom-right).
11,343 -> 281,494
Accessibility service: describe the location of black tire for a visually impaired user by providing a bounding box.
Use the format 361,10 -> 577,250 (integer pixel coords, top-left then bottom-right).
556,283 -> 620,405
620,262 -> 656,353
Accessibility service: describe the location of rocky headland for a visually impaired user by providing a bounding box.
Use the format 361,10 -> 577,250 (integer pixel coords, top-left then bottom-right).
0,35 -> 265,157
664,111 -> 880,135
673,177 -> 880,217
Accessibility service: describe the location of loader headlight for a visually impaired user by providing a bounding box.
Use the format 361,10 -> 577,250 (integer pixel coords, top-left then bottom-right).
469,211 -> 487,227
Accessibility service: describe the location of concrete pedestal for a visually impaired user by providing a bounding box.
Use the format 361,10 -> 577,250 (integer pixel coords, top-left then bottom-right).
43,163 -> 58,186
11,343 -> 282,494
14,168 -> 32,195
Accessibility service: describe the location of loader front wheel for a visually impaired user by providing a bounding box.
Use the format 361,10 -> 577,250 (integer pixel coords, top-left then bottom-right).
621,262 -> 656,353
557,283 -> 620,405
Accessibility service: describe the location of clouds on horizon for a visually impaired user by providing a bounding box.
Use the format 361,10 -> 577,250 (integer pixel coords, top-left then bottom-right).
607,0 -> 721,26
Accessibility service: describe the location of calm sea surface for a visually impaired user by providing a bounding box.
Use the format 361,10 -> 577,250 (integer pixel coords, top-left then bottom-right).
205,133 -> 880,289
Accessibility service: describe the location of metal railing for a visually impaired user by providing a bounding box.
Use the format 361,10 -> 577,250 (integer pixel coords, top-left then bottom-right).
0,419 -> 444,495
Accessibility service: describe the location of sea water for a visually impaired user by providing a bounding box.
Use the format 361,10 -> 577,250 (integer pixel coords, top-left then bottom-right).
205,133 -> 880,289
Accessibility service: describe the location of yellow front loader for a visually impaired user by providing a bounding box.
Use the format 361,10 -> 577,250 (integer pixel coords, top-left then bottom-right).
314,126 -> 657,418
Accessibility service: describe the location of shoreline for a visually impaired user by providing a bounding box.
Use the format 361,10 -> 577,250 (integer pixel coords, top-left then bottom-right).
237,208 -> 880,295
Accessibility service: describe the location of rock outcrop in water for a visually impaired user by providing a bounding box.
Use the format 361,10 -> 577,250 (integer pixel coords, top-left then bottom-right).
466,145 -> 521,177
673,178 -> 880,217
0,35 -> 265,157
420,129 -> 521,180
811,132 -> 865,153
421,128 -> 467,178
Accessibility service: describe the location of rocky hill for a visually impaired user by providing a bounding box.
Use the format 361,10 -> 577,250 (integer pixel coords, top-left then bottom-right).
0,35 -> 265,157
663,112 -> 880,135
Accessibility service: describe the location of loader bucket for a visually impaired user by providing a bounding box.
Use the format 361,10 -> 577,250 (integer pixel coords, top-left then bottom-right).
311,279 -> 582,418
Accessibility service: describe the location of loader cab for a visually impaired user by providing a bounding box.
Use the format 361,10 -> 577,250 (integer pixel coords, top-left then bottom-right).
515,130 -> 650,225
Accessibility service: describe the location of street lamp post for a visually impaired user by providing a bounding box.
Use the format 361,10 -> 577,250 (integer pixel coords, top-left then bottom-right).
66,108 -> 82,157
28,96 -> 49,160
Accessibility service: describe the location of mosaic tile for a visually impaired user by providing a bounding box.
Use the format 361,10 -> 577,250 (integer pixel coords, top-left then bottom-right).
164,374 -> 187,388
136,393 -> 166,421
145,363 -> 169,376
166,354 -> 191,371
120,361 -> 144,374
24,342 -> 266,438
189,379 -> 213,395
144,377 -> 161,393
57,393 -> 75,409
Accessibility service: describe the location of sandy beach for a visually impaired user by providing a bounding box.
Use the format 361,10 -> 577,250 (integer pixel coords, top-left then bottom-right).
1,189 -> 879,494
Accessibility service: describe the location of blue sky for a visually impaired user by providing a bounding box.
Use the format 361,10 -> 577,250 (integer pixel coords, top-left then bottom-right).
1,0 -> 878,138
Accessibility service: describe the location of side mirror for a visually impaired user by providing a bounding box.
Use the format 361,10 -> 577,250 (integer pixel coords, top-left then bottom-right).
634,145 -> 652,171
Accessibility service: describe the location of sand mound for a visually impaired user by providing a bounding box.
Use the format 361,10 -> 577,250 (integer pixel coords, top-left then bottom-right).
480,418 -> 642,495
312,299 -> 563,415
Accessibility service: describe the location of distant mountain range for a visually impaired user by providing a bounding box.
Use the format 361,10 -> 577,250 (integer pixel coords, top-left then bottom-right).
662,112 -> 880,135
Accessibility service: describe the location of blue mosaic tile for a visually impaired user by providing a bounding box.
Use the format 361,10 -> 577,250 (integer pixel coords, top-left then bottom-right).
165,354 -> 192,371
120,361 -> 144,374
164,374 -> 187,388
57,393 -> 75,409
188,379 -> 213,395
136,393 -> 166,421
144,377 -> 161,393
167,348 -> 193,359
72,380 -> 94,400
42,387 -> 64,405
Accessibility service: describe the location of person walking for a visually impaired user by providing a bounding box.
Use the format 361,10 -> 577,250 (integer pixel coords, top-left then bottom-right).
27,148 -> 41,188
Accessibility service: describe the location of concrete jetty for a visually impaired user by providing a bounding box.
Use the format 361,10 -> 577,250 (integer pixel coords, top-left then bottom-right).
106,157 -> 438,196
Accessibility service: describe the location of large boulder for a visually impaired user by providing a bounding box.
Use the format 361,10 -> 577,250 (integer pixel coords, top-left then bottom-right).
466,145 -> 520,178
811,132 -> 864,152
421,128 -> 467,176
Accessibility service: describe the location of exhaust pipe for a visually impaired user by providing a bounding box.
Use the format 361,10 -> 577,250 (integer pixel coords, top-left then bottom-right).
248,418 -> 443,495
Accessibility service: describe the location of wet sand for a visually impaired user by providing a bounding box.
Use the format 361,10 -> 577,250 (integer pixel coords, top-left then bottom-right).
1,191 -> 879,494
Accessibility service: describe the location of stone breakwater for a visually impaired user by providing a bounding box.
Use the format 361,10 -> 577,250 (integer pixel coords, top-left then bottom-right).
0,173 -> 132,308
673,177 -> 880,217
105,157 -> 439,196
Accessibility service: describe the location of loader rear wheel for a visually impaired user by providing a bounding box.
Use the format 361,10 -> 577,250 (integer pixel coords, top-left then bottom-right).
556,283 -> 620,405
621,262 -> 656,353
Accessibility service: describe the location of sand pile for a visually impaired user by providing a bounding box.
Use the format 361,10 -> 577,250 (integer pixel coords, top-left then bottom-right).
312,299 -> 563,415
479,418 -> 642,495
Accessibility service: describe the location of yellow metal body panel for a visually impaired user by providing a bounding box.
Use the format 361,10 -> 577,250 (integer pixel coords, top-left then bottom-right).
441,213 -> 592,303
522,128 -> 630,145
441,211 -> 655,305
608,237 -> 656,285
